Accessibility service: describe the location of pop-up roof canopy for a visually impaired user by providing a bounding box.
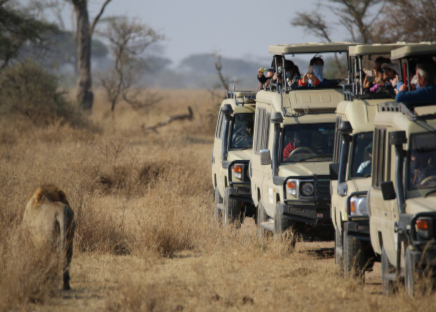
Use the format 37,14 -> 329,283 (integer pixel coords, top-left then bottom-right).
349,43 -> 407,56
269,42 -> 355,55
391,42 -> 436,60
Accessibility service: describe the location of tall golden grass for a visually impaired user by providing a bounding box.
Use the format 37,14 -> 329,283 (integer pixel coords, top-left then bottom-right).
0,89 -> 434,310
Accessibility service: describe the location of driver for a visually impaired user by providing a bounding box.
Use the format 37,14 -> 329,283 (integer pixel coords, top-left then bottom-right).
283,132 -> 312,159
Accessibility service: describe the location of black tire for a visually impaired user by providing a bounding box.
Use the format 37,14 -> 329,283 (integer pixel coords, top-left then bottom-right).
335,227 -> 344,274
343,223 -> 366,280
223,187 -> 242,227
214,187 -> 223,224
405,246 -> 416,296
257,201 -> 268,241
274,203 -> 297,247
381,245 -> 395,295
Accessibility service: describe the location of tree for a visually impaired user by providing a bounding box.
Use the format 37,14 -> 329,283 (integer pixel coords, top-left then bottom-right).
71,0 -> 111,111
291,0 -> 385,44
0,0 -> 56,71
97,17 -> 164,112
376,0 -> 436,42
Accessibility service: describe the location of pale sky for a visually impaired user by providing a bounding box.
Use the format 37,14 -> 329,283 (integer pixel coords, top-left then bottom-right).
25,0 -> 351,65
86,0 -> 350,64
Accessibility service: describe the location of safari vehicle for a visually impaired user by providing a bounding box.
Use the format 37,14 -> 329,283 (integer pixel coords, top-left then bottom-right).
367,44 -> 436,295
330,43 -> 406,278
251,42 -> 355,245
212,90 -> 256,225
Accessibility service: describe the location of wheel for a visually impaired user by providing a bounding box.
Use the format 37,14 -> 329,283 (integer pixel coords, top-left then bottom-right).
405,246 -> 416,296
274,203 -> 297,248
214,187 -> 223,224
335,227 -> 344,274
223,187 -> 242,227
343,223 -> 366,280
257,201 -> 268,241
381,245 -> 395,295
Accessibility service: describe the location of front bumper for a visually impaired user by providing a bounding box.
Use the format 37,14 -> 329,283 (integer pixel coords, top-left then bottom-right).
278,201 -> 331,225
346,220 -> 370,241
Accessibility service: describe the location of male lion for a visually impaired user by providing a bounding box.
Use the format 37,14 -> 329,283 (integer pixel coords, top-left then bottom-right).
22,184 -> 75,290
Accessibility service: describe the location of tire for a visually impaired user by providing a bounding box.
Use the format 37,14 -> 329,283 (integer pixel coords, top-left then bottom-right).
335,227 -> 344,274
257,201 -> 268,241
223,187 -> 242,227
381,245 -> 395,295
405,246 -> 416,296
214,187 -> 223,224
343,223 -> 366,280
274,203 -> 297,248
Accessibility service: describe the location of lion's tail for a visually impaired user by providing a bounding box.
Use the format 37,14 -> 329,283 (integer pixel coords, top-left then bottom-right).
57,205 -> 75,290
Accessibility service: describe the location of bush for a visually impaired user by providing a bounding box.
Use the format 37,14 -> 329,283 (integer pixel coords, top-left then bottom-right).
0,61 -> 85,127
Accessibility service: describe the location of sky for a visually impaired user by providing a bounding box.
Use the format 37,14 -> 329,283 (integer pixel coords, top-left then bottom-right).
82,0 -> 349,65
21,0 -> 350,66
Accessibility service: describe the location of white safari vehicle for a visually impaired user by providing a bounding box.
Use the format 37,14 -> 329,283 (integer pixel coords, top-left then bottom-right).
251,42 -> 354,246
212,90 -> 256,226
330,43 -> 405,278
367,44 -> 436,295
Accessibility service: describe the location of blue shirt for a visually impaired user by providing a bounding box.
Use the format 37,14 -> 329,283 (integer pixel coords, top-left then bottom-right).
395,83 -> 436,106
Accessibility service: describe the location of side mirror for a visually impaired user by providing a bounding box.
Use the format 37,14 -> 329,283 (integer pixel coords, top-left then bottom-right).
338,121 -> 352,134
381,181 -> 396,200
329,163 -> 339,181
260,149 -> 272,166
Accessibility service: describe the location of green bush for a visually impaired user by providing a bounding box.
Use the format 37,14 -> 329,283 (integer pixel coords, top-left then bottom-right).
0,61 -> 84,127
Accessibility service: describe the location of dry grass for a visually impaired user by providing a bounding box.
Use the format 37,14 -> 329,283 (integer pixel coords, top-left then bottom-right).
0,88 -> 435,311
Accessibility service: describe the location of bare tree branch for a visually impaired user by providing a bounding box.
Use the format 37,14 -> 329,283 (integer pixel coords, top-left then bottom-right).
90,0 -> 111,35
142,107 -> 194,133
214,54 -> 229,90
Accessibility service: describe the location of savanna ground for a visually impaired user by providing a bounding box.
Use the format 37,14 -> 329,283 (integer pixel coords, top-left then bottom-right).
0,89 -> 434,311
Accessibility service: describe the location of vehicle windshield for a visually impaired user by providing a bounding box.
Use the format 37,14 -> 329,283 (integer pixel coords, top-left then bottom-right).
281,123 -> 335,162
408,132 -> 436,190
230,113 -> 254,149
350,132 -> 373,178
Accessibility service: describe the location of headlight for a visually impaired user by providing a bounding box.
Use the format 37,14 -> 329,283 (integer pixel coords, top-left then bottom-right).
287,179 -> 297,196
416,217 -> 430,240
301,182 -> 314,196
349,196 -> 368,216
233,165 -> 242,180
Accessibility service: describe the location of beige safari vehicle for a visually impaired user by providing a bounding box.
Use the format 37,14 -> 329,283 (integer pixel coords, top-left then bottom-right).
367,44 -> 436,295
330,43 -> 406,278
251,42 -> 355,245
212,90 -> 256,225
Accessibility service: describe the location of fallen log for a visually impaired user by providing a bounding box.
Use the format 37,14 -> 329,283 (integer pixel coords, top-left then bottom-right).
142,107 -> 193,133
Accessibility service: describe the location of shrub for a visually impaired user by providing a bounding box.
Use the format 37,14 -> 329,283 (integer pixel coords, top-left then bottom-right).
0,60 -> 85,127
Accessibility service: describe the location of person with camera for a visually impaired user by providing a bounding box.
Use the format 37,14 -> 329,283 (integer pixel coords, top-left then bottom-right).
298,56 -> 328,87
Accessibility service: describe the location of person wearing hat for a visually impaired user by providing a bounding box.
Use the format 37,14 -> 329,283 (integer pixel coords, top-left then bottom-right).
396,61 -> 436,107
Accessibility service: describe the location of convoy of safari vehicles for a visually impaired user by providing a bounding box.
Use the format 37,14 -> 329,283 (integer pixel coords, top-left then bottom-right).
211,41 -> 436,294
212,90 -> 257,225
250,42 -> 354,245
330,43 -> 406,279
367,44 -> 436,295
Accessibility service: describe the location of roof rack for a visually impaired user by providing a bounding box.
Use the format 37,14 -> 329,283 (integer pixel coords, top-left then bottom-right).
380,101 -> 436,121
225,90 -> 256,106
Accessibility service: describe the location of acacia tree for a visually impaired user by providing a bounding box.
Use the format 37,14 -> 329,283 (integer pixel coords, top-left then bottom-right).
0,0 -> 56,71
376,0 -> 436,42
291,0 -> 385,44
71,0 -> 111,111
97,17 -> 164,112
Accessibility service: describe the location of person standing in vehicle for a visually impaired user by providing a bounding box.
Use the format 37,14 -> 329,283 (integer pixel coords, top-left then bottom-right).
298,56 -> 328,87
396,62 -> 436,106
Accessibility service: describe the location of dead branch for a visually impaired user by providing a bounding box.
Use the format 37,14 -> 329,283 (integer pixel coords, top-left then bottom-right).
142,107 -> 194,133
90,0 -> 112,34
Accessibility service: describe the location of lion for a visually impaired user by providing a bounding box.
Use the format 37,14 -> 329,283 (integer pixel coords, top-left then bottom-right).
22,184 -> 75,290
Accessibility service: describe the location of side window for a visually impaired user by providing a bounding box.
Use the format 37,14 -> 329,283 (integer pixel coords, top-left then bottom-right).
254,108 -> 265,153
215,112 -> 223,139
372,127 -> 386,188
260,112 -> 270,150
333,116 -> 342,163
